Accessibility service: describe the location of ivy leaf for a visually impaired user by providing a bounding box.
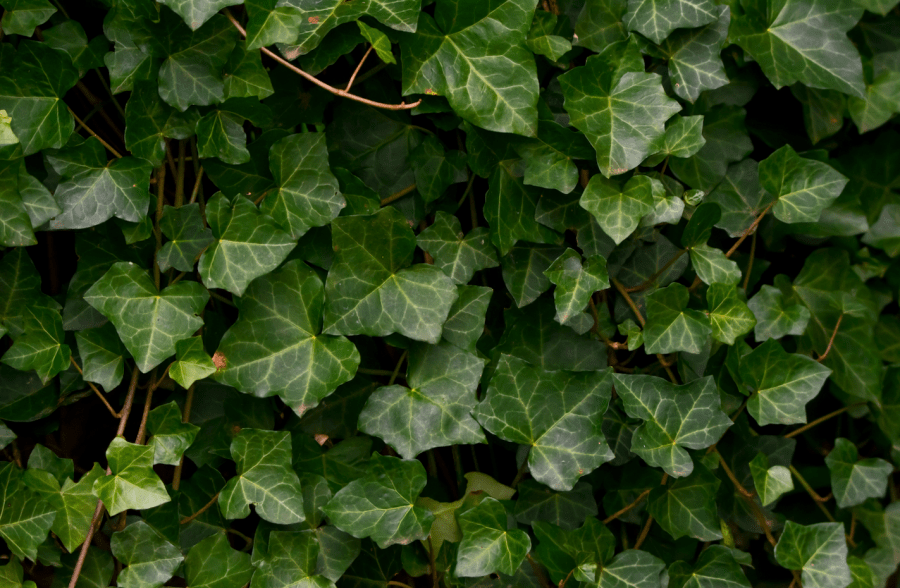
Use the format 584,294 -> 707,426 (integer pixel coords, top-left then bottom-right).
124,82 -> 199,167
0,462 -> 55,561
358,20 -> 397,65
501,244 -> 565,308
323,207 -> 458,344
93,438 -> 171,516
862,204 -> 900,256
198,192 -> 296,296
25,463 -> 102,553
544,249 -> 609,328
417,211 -> 499,285
0,41 -> 77,155
359,341 -> 485,459
644,283 -> 712,354
623,0 -> 717,44
739,339 -> 831,426
649,463 -> 722,541
111,520 -> 183,588
654,6 -> 730,103
252,530 -> 336,588
613,374 -> 731,478
185,533 -> 254,588
669,105 -> 753,191
707,283 -> 756,345
214,259 -> 359,416
575,550 -> 666,588
473,355 -> 615,491
407,136 -> 466,204
263,133 -> 345,239
731,0 -> 865,97
484,159 -> 560,255
441,286 -> 491,353
559,38 -> 681,177
690,244 -> 741,286
760,145 -> 849,224
651,115 -> 707,159
0,0 -> 56,36
825,438 -> 893,508
322,453 -> 434,548
580,174 -> 656,245
0,153 -> 37,247
456,497 -> 531,577
223,41 -> 275,100
574,0 -> 627,52
196,110 -> 251,165
146,402 -> 200,466
749,452 -> 793,507
516,119 -> 595,194
848,71 -> 900,134
2,306 -> 70,383
400,0 -> 540,136
157,204 -> 213,273
526,12 -> 573,61
514,480 -> 598,531
533,517 -> 615,583
748,284 -> 810,342
157,0 -> 243,30
84,262 -> 208,372
220,429 -> 305,525
775,522 -> 852,588
169,337 -> 216,390
73,323 -> 126,393
668,545 -> 751,588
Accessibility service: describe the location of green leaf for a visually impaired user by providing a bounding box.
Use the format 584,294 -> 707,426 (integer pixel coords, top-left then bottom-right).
93,438 -> 171,516
252,530 -> 336,588
575,550 -> 666,588
484,159 -> 560,255
43,20 -> 106,77
407,135 -> 466,203
559,38 -> 681,177
654,6 -> 730,103
669,105 -> 753,191
526,12 -> 573,61
644,283 -> 712,354
262,133 -> 344,239
760,145 -> 849,224
185,533 -> 254,588
26,463 -> 102,553
574,0 -> 627,52
0,155 -> 35,248
198,192 -> 296,296
775,521 -> 852,588
707,283 -> 756,345
220,429 -> 305,525
618,319 -> 643,350
111,520 -> 183,588
668,545 -> 751,588
739,339 -> 832,426
544,249 -> 609,328
323,207 -> 458,344
359,341 -> 485,459
791,86 -> 846,145
848,71 -> 900,134
53,547 -> 113,588
456,497 -> 531,577
157,0 -> 243,30
125,82 -> 199,167
514,480 -> 598,530
442,285 -> 492,353
731,0 -> 865,97
579,174 -> 656,245
214,259 -> 360,416
623,0 -> 717,44
473,355 -> 614,491
73,323 -> 126,392
748,284 -> 810,342
534,517 -> 615,583
0,0 -> 55,36
516,119 -> 595,194
2,306 -> 70,383
690,244 -> 741,286
0,247 -> 41,337
196,110 -> 250,165
85,262 -> 208,372
146,401 -> 200,466
749,452 -> 793,507
157,204 -> 214,273
862,203 -> 900,257
653,115 -> 707,159
223,41 -> 275,100
613,374 -> 732,478
501,244 -> 566,308
357,20 -> 396,65
649,464 -> 722,541
681,202 -> 721,248
825,438 -> 893,508
400,0 -> 540,136
417,211 -> 499,284
0,462 -> 55,561
169,337 -> 216,390
322,453 -> 434,548
0,41 -> 76,156
0,422 -> 15,451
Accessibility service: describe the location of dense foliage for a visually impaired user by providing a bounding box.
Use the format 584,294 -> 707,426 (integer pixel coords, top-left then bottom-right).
0,0 -> 898,586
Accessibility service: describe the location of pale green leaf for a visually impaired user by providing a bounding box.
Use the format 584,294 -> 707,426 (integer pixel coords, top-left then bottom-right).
111,520 -> 183,588
749,452 -> 794,507
147,401 -> 200,466
93,438 -> 171,516
775,521 -> 852,588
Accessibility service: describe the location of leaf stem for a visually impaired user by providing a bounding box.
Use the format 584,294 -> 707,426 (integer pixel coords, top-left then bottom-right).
180,492 -> 220,525
69,107 -> 123,158
223,10 -> 420,111
611,277 -> 678,383
726,202 -> 775,259
188,167 -> 205,205
602,488 -> 651,524
526,554 -> 553,588
714,447 -> 755,498
388,350 -> 408,386
172,383 -> 195,491
816,314 -> 843,362
633,514 -> 654,550
345,46 -> 374,92
69,357 -> 119,418
154,165 -> 166,290
381,183 -> 417,206
624,249 -> 686,293
743,231 -> 757,291
783,403 -> 865,439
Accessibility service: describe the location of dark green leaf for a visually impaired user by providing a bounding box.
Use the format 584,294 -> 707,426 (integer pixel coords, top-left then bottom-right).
111,520 -> 183,588
147,401 -> 200,466
747,284 -> 810,342
775,522 -> 851,588
649,464 -> 722,541
825,438 -> 892,508
760,145 -> 849,224
185,533 -> 254,588
93,438 -> 171,515
417,211 -> 499,285
644,283 -> 712,354
749,452 -> 793,507
456,498 -> 531,577
668,545 -> 751,588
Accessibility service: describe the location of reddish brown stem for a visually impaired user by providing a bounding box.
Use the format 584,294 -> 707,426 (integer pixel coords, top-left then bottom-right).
345,46 -> 374,92
816,314 -> 843,362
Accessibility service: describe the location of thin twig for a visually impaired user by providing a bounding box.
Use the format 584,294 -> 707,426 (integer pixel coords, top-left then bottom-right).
602,489 -> 651,524
172,383 -> 195,491
209,290 -> 238,308
428,536 -> 439,588
611,277 -> 678,383
588,298 -> 627,350
726,202 -> 775,259
624,249 -> 686,293
816,314 -> 843,362
388,351 -> 408,386
346,46 -> 374,91
188,167 -> 204,205
714,448 -> 754,498
69,108 -> 123,158
224,10 -> 420,111
381,183 -> 417,206
511,448 -> 530,489
387,583 -> 414,588
70,357 -> 119,418
633,515 -> 654,550
526,554 -> 554,588
180,492 -> 220,525
743,231 -> 757,291
154,165 -> 166,290
789,465 -> 835,522
783,403 -> 865,439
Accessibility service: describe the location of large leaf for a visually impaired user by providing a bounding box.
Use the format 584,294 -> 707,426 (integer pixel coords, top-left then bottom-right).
0,462 -> 55,561
623,0 -> 718,44
417,211 -> 499,285
649,464 -> 722,541
730,0 -> 865,97
747,284 -> 810,342
323,207 -> 457,344
774,521 -> 852,588
214,260 -> 359,416
759,145 -> 849,224
824,438 -> 892,508
184,533 -> 254,588
111,520 -> 183,588
456,497 -> 531,577
358,341 -> 485,459
559,38 -> 681,177
401,0 -> 540,136
579,174 -> 656,245
2,305 -> 70,383
251,530 -> 336,588
157,0 -> 243,30
219,429 -> 305,525
613,374 -> 731,478
575,549 -> 666,588
668,546 -> 751,588
322,453 -> 434,548
643,283 -> 712,354
473,354 -> 615,491
93,438 -> 170,516
84,262 -> 208,372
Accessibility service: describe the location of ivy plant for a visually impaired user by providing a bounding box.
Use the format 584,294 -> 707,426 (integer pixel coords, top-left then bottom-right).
0,0 -> 898,587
